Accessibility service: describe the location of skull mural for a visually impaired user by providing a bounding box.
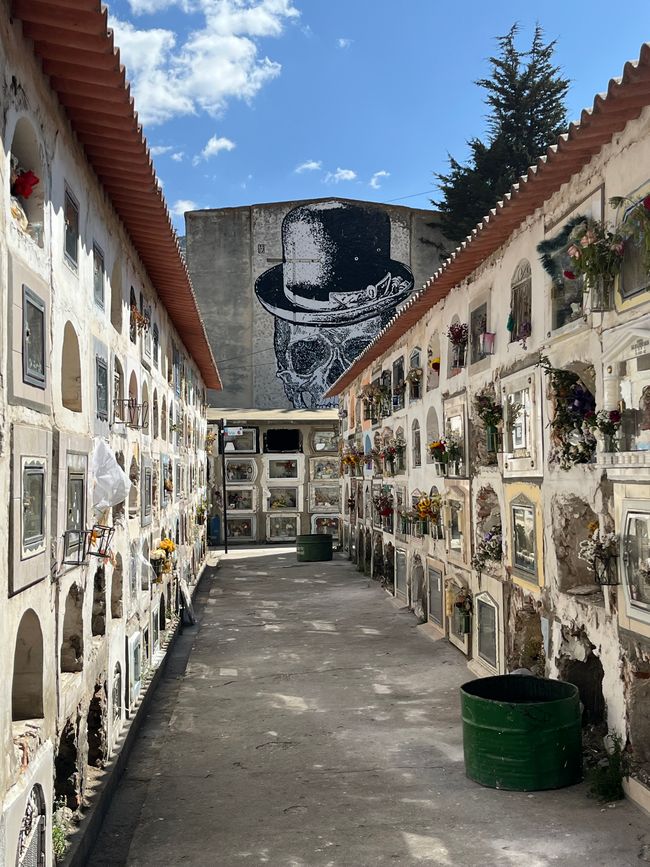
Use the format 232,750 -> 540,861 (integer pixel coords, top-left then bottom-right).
274,316 -> 386,409
256,200 -> 414,408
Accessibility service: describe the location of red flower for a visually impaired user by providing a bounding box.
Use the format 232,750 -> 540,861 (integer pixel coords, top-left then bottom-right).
563,270 -> 576,280
13,170 -> 39,199
609,410 -> 621,424
643,195 -> 650,211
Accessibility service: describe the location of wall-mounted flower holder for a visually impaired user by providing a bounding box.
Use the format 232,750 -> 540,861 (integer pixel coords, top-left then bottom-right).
485,426 -> 500,454
451,344 -> 466,369
456,608 -> 472,635
593,553 -> 620,586
480,332 -> 496,355
589,277 -> 614,313
114,399 -> 149,429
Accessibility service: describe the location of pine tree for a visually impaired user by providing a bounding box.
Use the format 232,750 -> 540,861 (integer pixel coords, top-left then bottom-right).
434,25 -> 569,243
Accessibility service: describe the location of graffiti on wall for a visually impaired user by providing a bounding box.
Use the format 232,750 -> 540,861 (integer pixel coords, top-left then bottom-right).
255,200 -> 414,408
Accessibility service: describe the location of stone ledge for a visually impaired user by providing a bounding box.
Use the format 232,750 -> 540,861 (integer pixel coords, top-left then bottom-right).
623,774 -> 650,818
60,563 -> 209,867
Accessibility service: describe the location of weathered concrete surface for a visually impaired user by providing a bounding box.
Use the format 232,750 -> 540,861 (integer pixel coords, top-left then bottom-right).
88,549 -> 649,866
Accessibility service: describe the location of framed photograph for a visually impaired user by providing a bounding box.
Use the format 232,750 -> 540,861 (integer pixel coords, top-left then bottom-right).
310,456 -> 339,481
312,515 -> 339,538
309,484 -> 339,512
268,458 -> 299,480
312,430 -> 338,452
223,427 -> 258,453
226,487 -> 255,511
267,515 -> 299,541
268,486 -> 299,511
512,503 -> 536,574
225,458 -> 257,484
227,516 -> 255,540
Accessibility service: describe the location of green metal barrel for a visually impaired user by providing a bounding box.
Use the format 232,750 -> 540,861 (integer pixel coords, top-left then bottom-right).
296,534 -> 333,562
460,675 -> 582,791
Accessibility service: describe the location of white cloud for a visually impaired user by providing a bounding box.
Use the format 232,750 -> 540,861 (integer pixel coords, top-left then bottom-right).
110,0 -> 300,126
370,169 -> 390,189
150,144 -> 173,156
171,151 -> 185,162
325,167 -> 356,183
295,159 -> 321,174
337,37 -> 352,49
171,199 -> 197,216
192,134 -> 236,165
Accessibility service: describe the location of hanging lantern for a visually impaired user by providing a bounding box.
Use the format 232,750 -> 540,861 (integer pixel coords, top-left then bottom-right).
87,524 -> 115,558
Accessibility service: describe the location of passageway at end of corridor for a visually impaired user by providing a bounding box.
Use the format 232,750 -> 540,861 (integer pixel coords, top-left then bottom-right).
89,548 -> 649,867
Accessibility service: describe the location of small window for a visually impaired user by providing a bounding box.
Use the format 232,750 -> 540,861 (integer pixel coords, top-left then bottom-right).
143,305 -> 152,358
93,243 -> 105,307
477,597 -> 497,668
512,503 -> 536,575
64,188 -> 79,267
22,461 -> 45,550
96,356 -> 109,421
152,324 -> 159,367
22,286 -> 46,388
129,287 -> 137,343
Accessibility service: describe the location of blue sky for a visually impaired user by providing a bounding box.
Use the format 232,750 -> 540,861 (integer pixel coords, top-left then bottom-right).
107,0 -> 650,231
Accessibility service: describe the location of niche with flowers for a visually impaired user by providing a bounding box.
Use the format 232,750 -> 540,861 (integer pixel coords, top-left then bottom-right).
9,117 -> 44,245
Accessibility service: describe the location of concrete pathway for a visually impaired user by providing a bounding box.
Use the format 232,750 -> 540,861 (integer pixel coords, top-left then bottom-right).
88,548 -> 649,867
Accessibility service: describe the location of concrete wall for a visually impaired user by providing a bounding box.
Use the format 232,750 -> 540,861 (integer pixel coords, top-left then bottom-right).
337,100 -> 650,788
0,9 -> 209,865
187,199 -> 447,410
207,416 -> 340,545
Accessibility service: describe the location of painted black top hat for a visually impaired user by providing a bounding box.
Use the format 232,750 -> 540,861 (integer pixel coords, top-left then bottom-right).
255,200 -> 414,326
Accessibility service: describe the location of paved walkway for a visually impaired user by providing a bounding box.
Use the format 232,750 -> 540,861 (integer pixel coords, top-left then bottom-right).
89,549 -> 649,866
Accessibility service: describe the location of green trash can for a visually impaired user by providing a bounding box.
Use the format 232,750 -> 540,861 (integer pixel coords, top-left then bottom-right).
296,534 -> 333,562
460,675 -> 582,791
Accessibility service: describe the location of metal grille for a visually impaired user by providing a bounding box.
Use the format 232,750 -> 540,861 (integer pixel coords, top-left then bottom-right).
17,815 -> 44,867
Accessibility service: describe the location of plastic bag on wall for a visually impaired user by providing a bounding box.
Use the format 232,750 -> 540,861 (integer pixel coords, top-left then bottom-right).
92,438 -> 132,512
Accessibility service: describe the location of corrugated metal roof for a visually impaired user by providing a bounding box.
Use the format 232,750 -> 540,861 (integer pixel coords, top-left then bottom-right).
12,0 -> 222,390
326,43 -> 650,396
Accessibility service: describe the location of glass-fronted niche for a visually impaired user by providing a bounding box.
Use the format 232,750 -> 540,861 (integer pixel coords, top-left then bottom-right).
268,458 -> 299,480
476,594 -> 498,669
268,486 -> 299,511
511,497 -> 537,580
227,516 -> 255,540
310,456 -> 339,481
623,509 -> 650,614
312,430 -> 338,452
312,515 -> 339,537
226,488 -> 255,511
223,427 -> 258,453
267,515 -> 298,541
309,484 -> 339,512
607,343 -> 650,452
225,459 -> 257,484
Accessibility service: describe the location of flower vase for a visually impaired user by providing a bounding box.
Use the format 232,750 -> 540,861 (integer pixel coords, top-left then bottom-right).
400,516 -> 409,535
452,344 -> 466,369
593,554 -> 620,586
485,426 -> 499,454
590,276 -> 614,313
456,609 -> 472,635
418,519 -> 428,536
434,461 -> 447,476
